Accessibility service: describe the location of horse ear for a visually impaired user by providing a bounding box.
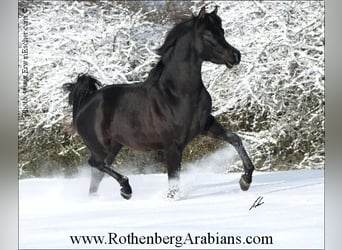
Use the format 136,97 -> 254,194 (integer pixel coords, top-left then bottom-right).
212,5 -> 218,14
198,6 -> 206,19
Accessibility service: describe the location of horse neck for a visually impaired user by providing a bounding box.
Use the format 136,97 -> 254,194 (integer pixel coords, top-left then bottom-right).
159,33 -> 204,94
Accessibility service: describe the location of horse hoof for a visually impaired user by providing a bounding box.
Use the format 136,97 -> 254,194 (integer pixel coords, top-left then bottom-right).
119,177 -> 132,200
89,190 -> 97,196
239,174 -> 251,191
166,187 -> 180,200
120,189 -> 132,200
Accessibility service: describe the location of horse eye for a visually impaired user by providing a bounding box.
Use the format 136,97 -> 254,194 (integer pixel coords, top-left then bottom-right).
203,34 -> 216,46
203,31 -> 213,38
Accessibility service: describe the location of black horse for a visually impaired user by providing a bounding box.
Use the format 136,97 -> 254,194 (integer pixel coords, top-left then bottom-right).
64,6 -> 255,199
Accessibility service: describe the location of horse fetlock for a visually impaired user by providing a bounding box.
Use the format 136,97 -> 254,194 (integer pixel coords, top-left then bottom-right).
167,180 -> 180,199
89,186 -> 99,195
119,176 -> 129,186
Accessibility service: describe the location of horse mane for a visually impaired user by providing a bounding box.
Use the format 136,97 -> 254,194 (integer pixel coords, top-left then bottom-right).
156,16 -> 196,58
145,10 -> 223,87
141,16 -> 197,87
143,60 -> 164,86
141,16 -> 195,87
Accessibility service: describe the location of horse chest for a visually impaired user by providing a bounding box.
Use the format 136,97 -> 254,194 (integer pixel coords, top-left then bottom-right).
160,88 -> 212,144
187,91 -> 212,138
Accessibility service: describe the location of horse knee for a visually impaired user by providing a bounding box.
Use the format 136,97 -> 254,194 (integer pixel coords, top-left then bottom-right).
88,157 -> 98,167
89,157 -> 105,181
226,132 -> 242,147
88,157 -> 105,172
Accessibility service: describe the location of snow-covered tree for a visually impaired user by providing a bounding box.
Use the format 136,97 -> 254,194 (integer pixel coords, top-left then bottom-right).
18,1 -> 324,177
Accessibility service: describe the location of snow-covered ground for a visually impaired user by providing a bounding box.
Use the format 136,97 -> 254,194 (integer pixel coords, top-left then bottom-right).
19,149 -> 324,249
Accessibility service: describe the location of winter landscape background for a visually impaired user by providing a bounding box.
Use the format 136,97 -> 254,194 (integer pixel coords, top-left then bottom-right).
18,0 -> 324,177
18,1 -> 324,249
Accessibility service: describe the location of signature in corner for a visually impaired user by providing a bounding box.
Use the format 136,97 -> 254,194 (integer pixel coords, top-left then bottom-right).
249,196 -> 264,211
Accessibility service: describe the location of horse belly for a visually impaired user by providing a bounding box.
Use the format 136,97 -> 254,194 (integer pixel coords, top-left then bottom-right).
110,125 -> 168,151
107,101 -> 172,151
109,116 -> 163,150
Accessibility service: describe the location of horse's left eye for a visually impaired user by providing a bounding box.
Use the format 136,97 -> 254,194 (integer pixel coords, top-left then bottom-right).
203,30 -> 213,38
203,31 -> 218,45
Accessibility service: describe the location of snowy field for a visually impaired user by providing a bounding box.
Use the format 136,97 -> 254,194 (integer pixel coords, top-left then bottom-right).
19,148 -> 324,249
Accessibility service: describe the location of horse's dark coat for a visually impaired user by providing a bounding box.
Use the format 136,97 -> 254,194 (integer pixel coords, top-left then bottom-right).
64,7 -> 255,199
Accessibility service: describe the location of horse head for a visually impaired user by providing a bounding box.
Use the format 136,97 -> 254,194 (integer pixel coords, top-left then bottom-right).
195,6 -> 241,68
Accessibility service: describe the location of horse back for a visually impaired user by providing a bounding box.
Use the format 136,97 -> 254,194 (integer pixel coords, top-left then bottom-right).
77,83 -> 212,152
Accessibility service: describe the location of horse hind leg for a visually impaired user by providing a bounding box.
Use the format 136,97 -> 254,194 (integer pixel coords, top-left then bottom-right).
88,156 -> 105,195
104,142 -> 132,200
88,143 -> 132,199
100,160 -> 132,200
104,155 -> 132,200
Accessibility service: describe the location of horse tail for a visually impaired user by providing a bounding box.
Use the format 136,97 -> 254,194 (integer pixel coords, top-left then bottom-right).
63,74 -> 102,126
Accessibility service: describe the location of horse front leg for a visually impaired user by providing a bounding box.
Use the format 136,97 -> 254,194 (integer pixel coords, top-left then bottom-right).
165,143 -> 183,199
202,115 -> 255,191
